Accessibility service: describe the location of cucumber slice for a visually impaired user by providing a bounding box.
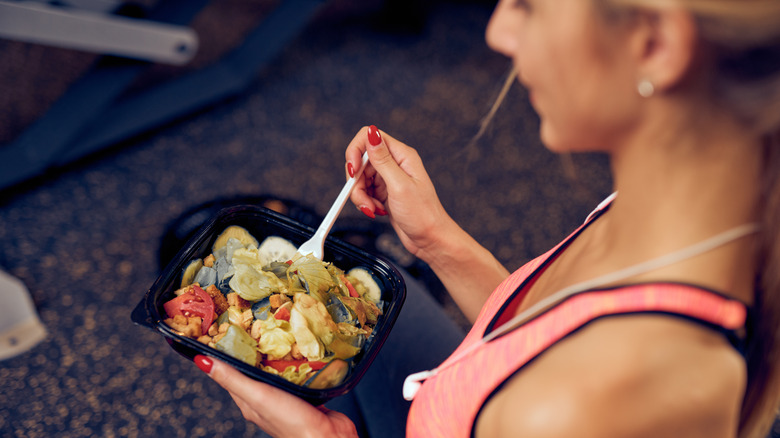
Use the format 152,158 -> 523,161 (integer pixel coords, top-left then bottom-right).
212,225 -> 259,253
346,267 -> 382,304
180,259 -> 203,288
257,236 -> 298,266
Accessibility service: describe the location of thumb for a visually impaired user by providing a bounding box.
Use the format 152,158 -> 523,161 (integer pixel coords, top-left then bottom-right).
365,125 -> 412,187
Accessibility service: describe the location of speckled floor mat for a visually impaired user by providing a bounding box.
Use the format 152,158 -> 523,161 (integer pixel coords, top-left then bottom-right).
2,1 -> 743,437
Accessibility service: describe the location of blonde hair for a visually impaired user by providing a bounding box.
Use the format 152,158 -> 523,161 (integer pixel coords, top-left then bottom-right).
600,1 -> 780,437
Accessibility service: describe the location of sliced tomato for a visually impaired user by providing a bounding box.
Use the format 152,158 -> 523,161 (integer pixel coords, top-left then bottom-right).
163,285 -> 215,335
273,306 -> 291,321
340,275 -> 360,298
262,359 -> 328,373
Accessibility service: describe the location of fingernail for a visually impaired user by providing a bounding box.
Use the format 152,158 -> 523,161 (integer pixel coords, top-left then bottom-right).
347,162 -> 355,178
359,206 -> 376,219
375,207 -> 388,216
194,355 -> 213,374
367,125 -> 382,146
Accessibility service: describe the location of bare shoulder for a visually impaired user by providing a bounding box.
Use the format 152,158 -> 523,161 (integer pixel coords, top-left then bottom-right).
475,315 -> 747,438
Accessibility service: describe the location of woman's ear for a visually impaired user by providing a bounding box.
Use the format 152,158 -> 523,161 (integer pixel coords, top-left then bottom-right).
632,7 -> 698,93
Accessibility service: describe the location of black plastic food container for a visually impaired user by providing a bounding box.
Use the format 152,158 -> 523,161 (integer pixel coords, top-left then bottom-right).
131,205 -> 406,405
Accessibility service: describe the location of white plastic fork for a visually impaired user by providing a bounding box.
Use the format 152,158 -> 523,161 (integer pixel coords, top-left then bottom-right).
296,151 -> 370,260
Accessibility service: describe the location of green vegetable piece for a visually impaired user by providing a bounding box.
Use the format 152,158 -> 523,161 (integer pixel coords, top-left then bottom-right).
293,293 -> 338,346
215,324 -> 258,366
257,318 -> 296,359
216,324 -> 257,365
229,263 -> 276,301
305,359 -> 350,389
290,255 -> 335,303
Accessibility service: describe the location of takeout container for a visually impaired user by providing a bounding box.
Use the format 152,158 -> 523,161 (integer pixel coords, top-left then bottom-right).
131,205 -> 406,405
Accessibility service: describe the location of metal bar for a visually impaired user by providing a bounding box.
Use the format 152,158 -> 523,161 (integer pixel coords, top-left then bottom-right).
0,0 -> 210,189
0,1 -> 198,65
61,0 -> 327,164
22,0 -> 120,15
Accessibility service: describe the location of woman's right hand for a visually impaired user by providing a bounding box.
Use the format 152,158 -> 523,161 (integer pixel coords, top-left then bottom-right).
345,126 -> 454,262
347,125 -> 509,322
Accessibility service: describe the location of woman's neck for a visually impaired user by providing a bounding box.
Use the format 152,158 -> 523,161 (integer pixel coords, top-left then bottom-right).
600,104 -> 763,302
610,103 -> 761,232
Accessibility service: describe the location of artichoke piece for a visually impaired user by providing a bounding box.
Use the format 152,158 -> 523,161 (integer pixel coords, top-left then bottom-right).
338,296 -> 368,327
264,261 -> 290,279
214,256 -> 230,280
223,306 -> 246,327
290,255 -> 335,303
212,225 -> 259,253
287,273 -> 308,295
214,256 -> 232,294
337,323 -> 367,350
304,359 -> 350,390
293,293 -> 338,347
289,305 -> 325,361
217,275 -> 233,295
229,263 -> 276,301
297,275 -> 328,304
215,309 -> 230,326
212,246 -> 228,262
328,325 -> 365,360
362,299 -> 382,325
180,259 -> 203,288
251,297 -> 272,321
326,296 -> 357,325
346,267 -> 382,304
193,266 -> 217,289
215,324 -> 258,366
225,238 -> 246,262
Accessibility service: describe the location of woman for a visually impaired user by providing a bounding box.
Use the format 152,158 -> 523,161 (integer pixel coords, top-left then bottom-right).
194,0 -> 780,436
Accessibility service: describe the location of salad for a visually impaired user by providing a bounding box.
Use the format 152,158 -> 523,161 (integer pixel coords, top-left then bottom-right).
162,225 -> 384,389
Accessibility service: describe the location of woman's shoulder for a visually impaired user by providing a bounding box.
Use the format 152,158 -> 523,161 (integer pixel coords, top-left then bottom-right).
477,314 -> 746,438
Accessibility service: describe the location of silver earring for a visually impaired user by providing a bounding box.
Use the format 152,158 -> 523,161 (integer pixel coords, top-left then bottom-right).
637,79 -> 654,98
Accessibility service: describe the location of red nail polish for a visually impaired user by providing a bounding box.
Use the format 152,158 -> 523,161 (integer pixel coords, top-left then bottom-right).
194,355 -> 213,374
360,206 -> 376,219
375,207 -> 388,216
367,125 -> 382,146
347,162 -> 355,178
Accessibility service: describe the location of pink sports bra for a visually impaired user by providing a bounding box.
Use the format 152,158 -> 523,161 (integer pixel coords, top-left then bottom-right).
405,202 -> 748,438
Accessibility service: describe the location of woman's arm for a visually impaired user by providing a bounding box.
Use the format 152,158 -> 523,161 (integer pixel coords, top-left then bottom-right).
346,126 -> 509,322
416,218 -> 510,322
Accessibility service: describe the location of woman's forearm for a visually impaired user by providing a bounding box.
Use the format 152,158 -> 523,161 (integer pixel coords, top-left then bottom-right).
419,221 -> 510,323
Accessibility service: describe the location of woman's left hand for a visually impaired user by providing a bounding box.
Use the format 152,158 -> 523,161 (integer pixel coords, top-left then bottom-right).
195,355 -> 359,438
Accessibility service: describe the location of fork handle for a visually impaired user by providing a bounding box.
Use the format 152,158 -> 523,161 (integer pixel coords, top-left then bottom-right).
310,151 -> 370,248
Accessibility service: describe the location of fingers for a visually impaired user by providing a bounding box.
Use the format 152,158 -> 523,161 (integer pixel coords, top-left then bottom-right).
199,355 -> 316,418
344,127 -> 371,173
346,126 -> 384,217
346,125 -> 414,217
363,126 -> 414,190
194,355 -> 358,437
205,355 -> 277,403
